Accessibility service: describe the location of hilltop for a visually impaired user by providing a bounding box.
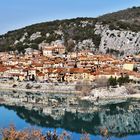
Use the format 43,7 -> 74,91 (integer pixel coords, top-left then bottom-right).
99,6 -> 140,28
0,6 -> 140,56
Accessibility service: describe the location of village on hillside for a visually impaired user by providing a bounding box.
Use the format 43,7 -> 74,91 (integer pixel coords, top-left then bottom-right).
0,41 -> 140,84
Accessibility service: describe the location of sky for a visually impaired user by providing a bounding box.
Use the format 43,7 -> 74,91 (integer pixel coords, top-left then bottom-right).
0,0 -> 139,35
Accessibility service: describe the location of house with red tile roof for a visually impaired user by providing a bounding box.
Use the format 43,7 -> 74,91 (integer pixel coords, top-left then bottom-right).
64,68 -> 93,83
0,65 -> 9,78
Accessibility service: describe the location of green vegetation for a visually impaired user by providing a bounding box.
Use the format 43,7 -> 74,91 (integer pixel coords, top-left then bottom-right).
117,75 -> 130,86
108,76 -> 117,86
108,75 -> 130,87
0,17 -> 100,53
98,7 -> 140,32
133,67 -> 138,72
106,48 -> 120,56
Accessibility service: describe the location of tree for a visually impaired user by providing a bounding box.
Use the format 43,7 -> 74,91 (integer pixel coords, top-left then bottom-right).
108,76 -> 117,87
123,75 -> 130,83
133,67 -> 138,72
30,43 -> 38,50
117,75 -> 130,86
117,76 -> 124,86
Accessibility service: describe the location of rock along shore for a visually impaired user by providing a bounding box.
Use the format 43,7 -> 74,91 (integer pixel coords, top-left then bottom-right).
0,81 -> 140,101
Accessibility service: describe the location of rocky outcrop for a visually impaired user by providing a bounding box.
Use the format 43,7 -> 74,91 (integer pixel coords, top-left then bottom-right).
90,86 -> 128,98
30,32 -> 42,41
75,39 -> 95,51
95,24 -> 140,56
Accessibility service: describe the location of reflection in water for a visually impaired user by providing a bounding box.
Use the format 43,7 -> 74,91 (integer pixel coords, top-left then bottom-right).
1,98 -> 140,138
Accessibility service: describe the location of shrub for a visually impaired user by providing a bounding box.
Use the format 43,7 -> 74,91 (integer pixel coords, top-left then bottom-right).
26,83 -> 33,89
0,124 -> 93,140
117,75 -> 130,86
1,124 -> 46,140
133,67 -> 138,72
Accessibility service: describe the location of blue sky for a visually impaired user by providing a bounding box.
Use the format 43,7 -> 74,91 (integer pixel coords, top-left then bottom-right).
0,0 -> 139,34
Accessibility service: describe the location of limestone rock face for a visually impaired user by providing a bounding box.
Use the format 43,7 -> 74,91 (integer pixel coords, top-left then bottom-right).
75,39 -> 95,51
30,32 -> 42,41
95,24 -> 140,56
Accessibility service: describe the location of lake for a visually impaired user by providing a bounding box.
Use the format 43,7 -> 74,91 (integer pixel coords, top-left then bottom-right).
0,97 -> 140,140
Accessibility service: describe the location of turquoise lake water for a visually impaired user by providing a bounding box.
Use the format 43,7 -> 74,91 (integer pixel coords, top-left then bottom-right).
0,101 -> 140,140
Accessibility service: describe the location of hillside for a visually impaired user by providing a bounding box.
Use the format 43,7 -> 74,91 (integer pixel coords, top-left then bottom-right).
98,6 -> 140,31
0,7 -> 140,56
0,18 -> 100,53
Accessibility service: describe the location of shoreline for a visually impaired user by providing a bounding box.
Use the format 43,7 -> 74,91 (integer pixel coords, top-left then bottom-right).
0,81 -> 140,101
0,81 -> 79,94
0,86 -> 79,94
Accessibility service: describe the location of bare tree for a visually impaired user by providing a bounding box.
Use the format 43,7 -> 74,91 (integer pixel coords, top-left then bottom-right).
75,81 -> 82,91
125,84 -> 136,94
94,76 -> 108,88
75,80 -> 92,95
66,39 -> 75,52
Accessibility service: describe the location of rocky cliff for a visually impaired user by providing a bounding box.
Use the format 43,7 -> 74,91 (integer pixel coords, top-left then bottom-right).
95,24 -> 140,56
